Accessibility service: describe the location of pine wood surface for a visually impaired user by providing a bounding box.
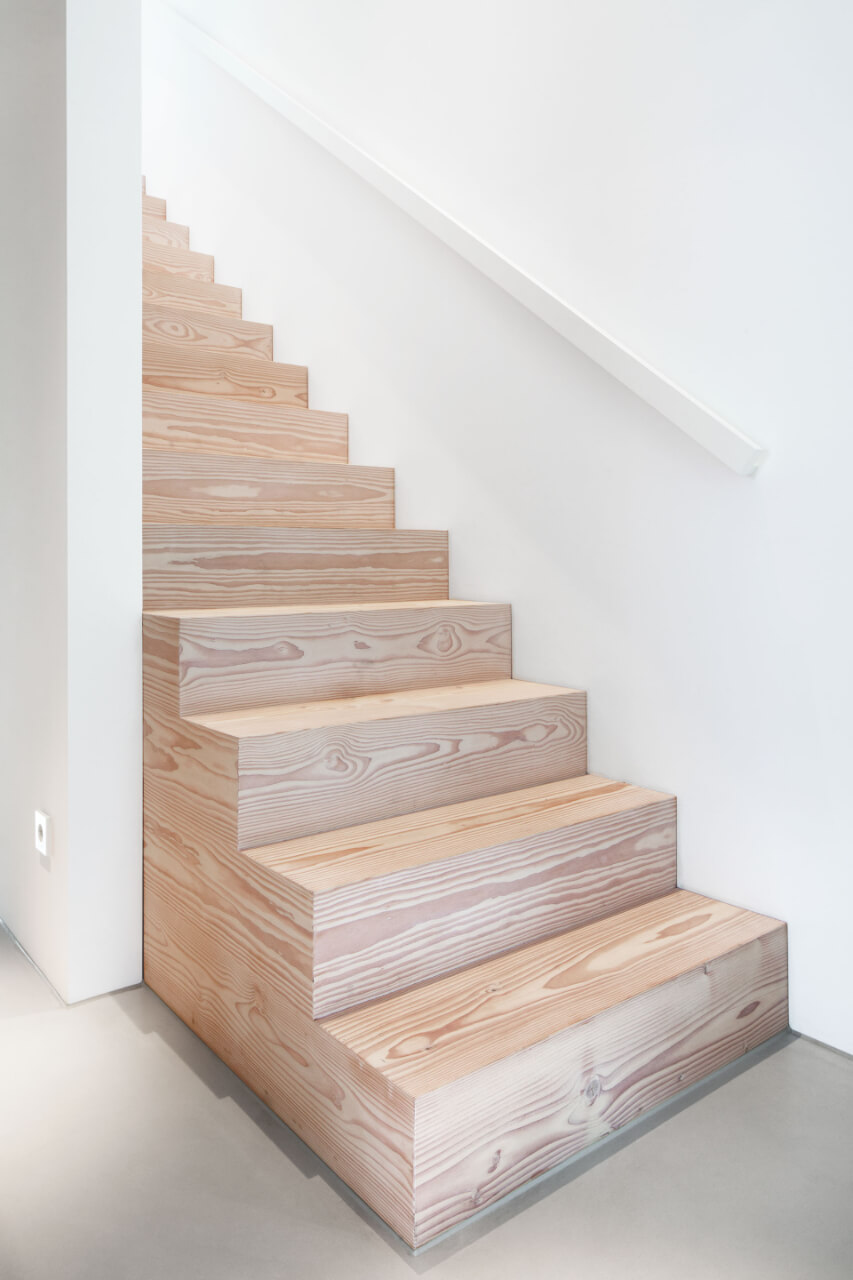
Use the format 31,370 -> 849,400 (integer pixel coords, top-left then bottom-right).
322,890 -> 785,1095
291,782 -> 676,1017
221,684 -> 587,848
142,450 -> 394,529
154,600 -> 511,714
143,241 -> 215,281
142,192 -> 167,219
412,924 -> 787,1242
142,270 -> 242,317
142,615 -> 417,1238
139,184 -> 789,1249
142,216 -> 190,248
250,774 -> 659,886
143,387 -> 347,462
142,525 -> 449,610
190,678 -> 579,738
143,337 -> 308,408
143,303 -> 273,359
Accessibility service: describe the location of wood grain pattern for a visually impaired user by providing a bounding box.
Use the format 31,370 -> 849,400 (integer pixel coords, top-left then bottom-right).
142,193 -> 167,219
260,779 -> 677,1016
143,303 -> 273,359
143,337 -> 308,407
143,270 -> 242,318
143,525 -> 449,610
411,922 -> 787,1243
323,891 -> 786,1094
143,451 -> 394,529
142,216 -> 190,248
142,615 -> 417,1238
152,600 -> 511,715
143,387 -> 347,463
139,184 -> 788,1250
191,681 -> 587,849
143,242 -> 214,281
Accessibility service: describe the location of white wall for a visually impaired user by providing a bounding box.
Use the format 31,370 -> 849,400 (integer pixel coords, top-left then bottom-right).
143,1 -> 853,1052
0,0 -> 142,1002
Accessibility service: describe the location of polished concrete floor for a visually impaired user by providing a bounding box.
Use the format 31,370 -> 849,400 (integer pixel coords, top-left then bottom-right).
1,923 -> 851,1280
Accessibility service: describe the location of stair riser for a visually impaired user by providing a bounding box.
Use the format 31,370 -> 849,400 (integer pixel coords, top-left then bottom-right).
143,337 -> 308,408
144,242 -> 214,281
235,691 -> 587,847
143,217 -> 190,249
412,928 -> 788,1244
312,796 -> 676,1016
174,605 -> 512,716
143,526 -> 449,610
143,270 -> 242,317
143,454 -> 395,530
143,387 -> 347,463
143,304 -> 273,360
142,193 -> 167,218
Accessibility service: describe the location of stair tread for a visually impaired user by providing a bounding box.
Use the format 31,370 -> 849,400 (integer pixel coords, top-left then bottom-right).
143,242 -> 214,280
321,889 -> 785,1097
246,773 -> 670,890
188,677 -> 575,739
144,598 -> 494,619
143,336 -> 308,407
142,449 -> 394,528
143,271 -> 242,317
143,303 -> 273,358
143,386 -> 345,462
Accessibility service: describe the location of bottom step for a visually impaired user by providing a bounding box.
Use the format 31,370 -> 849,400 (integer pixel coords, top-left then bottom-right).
322,889 -> 787,1245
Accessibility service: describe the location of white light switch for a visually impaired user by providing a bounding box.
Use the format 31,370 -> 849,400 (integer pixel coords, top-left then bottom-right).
34,810 -> 50,858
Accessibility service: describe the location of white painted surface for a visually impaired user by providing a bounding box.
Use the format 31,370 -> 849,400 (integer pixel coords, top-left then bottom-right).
156,4 -> 766,477
0,0 -> 71,997
142,1 -> 853,1051
0,0 -> 142,1002
65,0 -> 142,1001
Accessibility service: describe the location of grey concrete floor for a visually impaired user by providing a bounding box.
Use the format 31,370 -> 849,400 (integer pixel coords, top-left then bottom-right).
1,923 -> 851,1280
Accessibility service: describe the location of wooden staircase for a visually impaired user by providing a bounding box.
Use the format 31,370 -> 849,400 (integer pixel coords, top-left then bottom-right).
140,177 -> 788,1248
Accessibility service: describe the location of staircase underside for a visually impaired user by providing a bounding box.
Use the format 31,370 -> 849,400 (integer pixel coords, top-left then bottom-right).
140,178 -> 788,1249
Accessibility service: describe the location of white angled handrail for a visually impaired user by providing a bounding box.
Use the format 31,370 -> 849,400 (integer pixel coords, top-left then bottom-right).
157,2 -> 769,476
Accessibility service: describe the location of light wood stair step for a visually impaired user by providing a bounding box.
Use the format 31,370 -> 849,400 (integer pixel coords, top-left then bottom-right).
142,524 -> 449,610
142,216 -> 190,249
142,192 -> 167,219
143,269 -> 242,318
143,241 -> 214,281
143,303 -> 273,360
143,386 -> 346,462
247,773 -> 676,1016
142,450 -> 395,529
187,679 -> 587,848
322,889 -> 788,1243
143,337 -> 308,407
145,600 -> 511,714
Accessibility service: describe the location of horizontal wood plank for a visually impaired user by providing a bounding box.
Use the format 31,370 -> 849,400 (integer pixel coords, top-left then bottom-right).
143,337 -> 308,407
142,524 -> 449,610
323,890 -> 786,1096
142,193 -> 167,218
142,216 -> 190,248
144,241 -> 214,281
143,387 -> 346,462
254,777 -> 677,1016
143,303 -> 273,360
142,450 -> 394,529
151,600 -> 512,715
412,920 -> 787,1243
143,270 -> 242,318
196,681 -> 587,848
